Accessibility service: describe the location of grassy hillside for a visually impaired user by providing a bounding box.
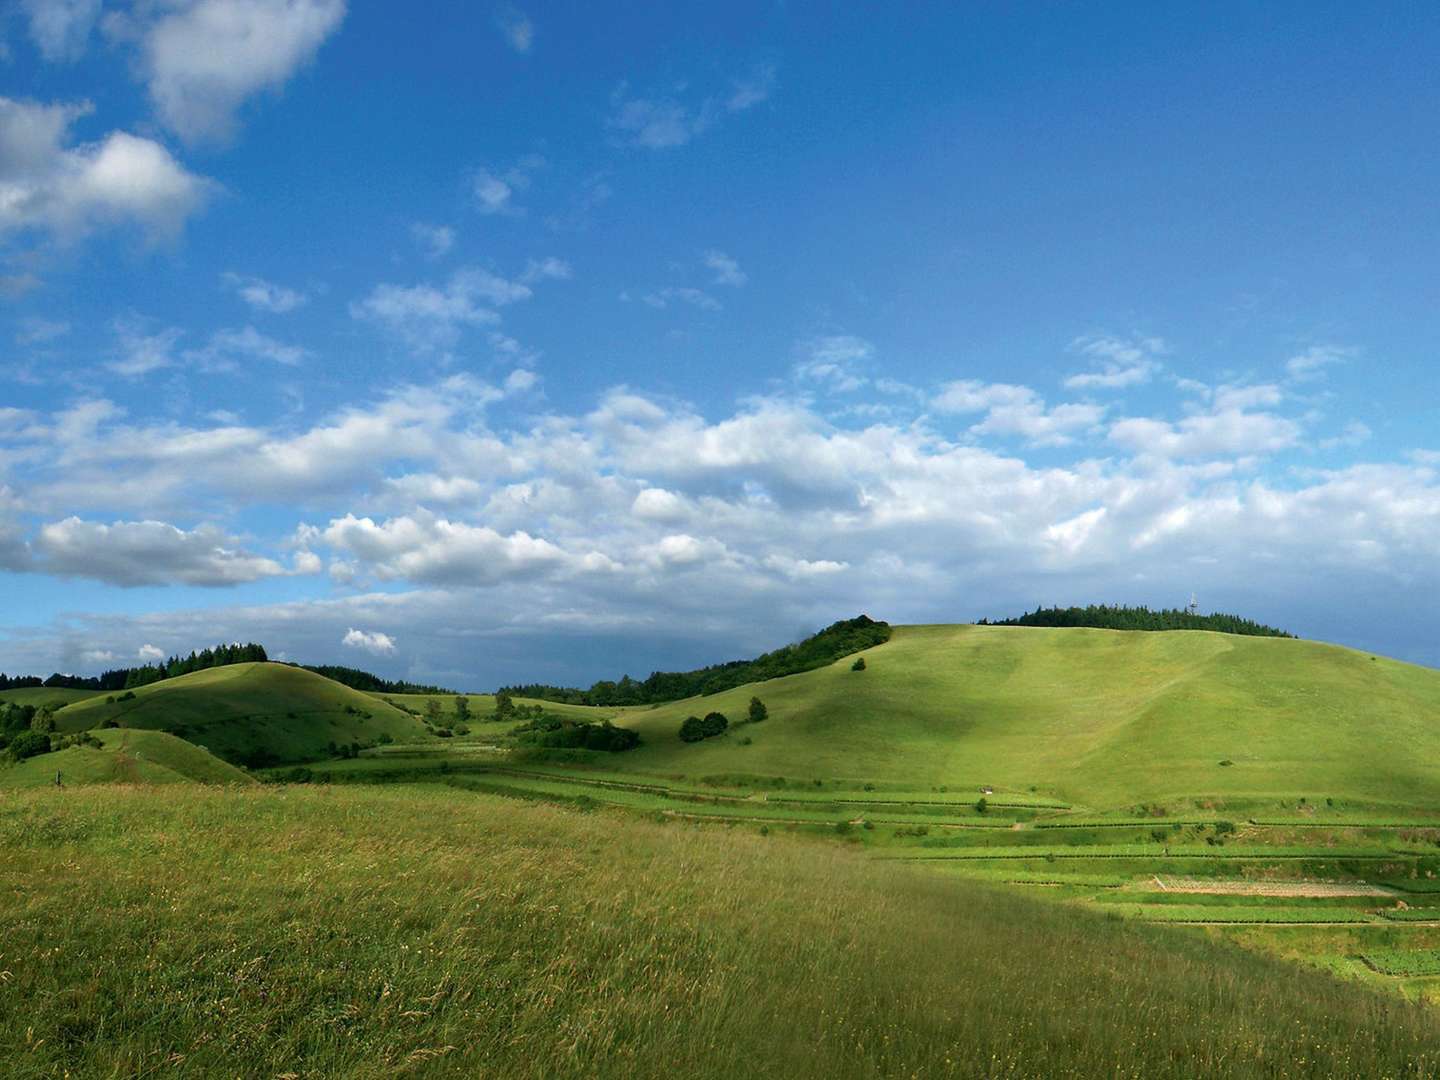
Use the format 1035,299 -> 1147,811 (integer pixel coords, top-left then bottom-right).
0,687 -> 102,709
609,625 -> 1440,808
3,784 -> 1438,1078
0,728 -> 254,790
373,690 -> 610,724
53,663 -> 431,766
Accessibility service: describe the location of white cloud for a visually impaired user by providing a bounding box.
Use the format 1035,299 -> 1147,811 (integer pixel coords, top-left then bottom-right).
137,643 -> 165,661
641,287 -> 720,312
410,222 -> 455,260
110,317 -> 183,377
1321,420 -> 1373,450
1287,344 -> 1353,381
608,86 -> 713,149
704,250 -> 747,287
34,517 -> 286,586
116,0 -> 348,144
934,380 -> 1104,447
343,627 -> 396,655
17,319 -> 71,345
494,5 -> 533,53
1109,386 -> 1300,459
320,512 -> 583,585
351,266 -> 542,352
472,156 -> 543,216
727,65 -> 777,112
1065,334 -> 1164,390
22,0 -> 101,62
0,98 -> 213,242
221,272 -> 308,313
186,325 -> 310,370
796,335 -> 873,393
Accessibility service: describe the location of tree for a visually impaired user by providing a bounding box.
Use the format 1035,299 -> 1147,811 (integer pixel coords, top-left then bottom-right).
424,698 -> 443,725
454,696 -> 471,723
679,716 -> 707,742
494,690 -> 515,721
851,656 -> 866,671
701,711 -> 728,738
6,730 -> 51,762
748,696 -> 768,724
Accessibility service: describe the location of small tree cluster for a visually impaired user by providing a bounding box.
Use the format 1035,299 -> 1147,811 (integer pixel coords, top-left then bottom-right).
679,711 -> 729,743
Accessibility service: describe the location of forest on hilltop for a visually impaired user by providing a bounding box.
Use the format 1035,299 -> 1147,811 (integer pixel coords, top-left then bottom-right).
980,605 -> 1293,638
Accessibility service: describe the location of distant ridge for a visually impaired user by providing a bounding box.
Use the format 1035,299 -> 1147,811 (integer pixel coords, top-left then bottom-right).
979,605 -> 1293,639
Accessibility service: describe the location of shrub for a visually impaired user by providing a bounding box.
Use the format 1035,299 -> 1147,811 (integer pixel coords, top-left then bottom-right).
739,736 -> 752,746
976,797 -> 989,815
118,691 -> 136,702
701,712 -> 729,738
679,716 -> 706,742
101,718 -> 120,729
747,696 -> 768,723
6,731 -> 51,761
377,732 -> 394,745
851,657 -> 866,671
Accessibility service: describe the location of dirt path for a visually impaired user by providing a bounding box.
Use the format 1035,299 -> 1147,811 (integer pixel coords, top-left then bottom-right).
1141,876 -> 1394,898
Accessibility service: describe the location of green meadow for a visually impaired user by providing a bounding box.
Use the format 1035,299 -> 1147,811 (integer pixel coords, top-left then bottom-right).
7,623 -> 1440,1075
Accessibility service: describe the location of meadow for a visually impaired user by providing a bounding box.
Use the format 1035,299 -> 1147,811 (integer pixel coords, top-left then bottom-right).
5,784 -> 1440,1079
7,622 -> 1440,1073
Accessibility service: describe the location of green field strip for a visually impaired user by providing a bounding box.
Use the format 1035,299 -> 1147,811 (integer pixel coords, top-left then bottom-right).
893,847 -> 1408,861
1361,950 -> 1440,976
1101,903 -> 1376,925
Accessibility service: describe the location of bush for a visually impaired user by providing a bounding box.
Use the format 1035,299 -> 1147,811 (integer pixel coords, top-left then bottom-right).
851,657 -> 866,671
747,696 -> 768,723
6,731 -> 52,761
976,797 -> 989,814
377,732 -> 394,745
701,712 -> 728,738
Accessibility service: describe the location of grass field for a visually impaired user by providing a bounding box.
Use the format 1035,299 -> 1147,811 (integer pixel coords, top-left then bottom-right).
0,687 -> 103,709
5,783 -> 1440,1079
0,728 -> 254,789
597,625 -> 1440,808
50,663 -> 432,765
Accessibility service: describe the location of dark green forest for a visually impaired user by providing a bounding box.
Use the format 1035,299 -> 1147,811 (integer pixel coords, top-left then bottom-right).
297,665 -> 452,696
0,643 -> 270,692
502,615 -> 892,706
980,605 -> 1293,638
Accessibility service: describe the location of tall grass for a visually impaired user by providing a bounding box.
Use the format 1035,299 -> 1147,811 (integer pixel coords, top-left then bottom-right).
2,785 -> 1438,1078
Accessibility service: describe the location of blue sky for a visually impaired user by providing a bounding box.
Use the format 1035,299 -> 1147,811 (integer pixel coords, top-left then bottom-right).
3,2 -> 1439,687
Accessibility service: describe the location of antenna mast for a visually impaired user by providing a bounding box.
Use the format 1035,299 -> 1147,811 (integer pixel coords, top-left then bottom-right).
1188,593 -> 1200,617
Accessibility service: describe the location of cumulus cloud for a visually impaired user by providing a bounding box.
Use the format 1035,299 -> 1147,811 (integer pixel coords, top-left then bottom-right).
1109,385 -> 1299,459
1065,335 -> 1165,390
935,381 -> 1104,446
1286,344 -> 1353,381
0,97 -> 213,242
137,643 -> 166,661
704,250 -> 747,287
110,316 -> 183,377
186,325 -> 310,370
796,335 -> 872,392
33,517 -> 286,586
351,266 -> 542,352
494,5 -> 533,53
640,286 -> 720,312
221,272 -> 308,313
343,627 -> 396,655
112,0 -> 348,144
22,0 -> 102,62
410,222 -> 455,260
472,155 -> 543,215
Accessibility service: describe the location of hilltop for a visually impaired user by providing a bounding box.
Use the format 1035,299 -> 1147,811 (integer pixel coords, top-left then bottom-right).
605,624 -> 1440,808
0,728 -> 253,789
52,662 -> 431,767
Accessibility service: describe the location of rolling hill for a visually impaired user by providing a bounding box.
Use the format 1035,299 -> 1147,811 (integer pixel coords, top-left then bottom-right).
0,686 -> 103,709
0,728 -> 255,789
52,662 -> 432,766
605,624 -> 1440,809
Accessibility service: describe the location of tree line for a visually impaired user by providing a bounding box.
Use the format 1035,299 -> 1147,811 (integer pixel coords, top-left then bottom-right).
500,615 -> 892,707
979,606 -> 1294,638
297,664 -> 453,696
0,642 -> 270,693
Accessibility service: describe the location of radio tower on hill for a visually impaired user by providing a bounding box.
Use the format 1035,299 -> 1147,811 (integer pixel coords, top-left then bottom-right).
1188,593 -> 1200,617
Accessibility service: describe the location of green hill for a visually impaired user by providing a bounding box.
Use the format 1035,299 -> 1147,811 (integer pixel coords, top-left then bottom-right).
0,728 -> 254,789
0,687 -> 103,709
53,663 -> 431,767
608,624 -> 1440,809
